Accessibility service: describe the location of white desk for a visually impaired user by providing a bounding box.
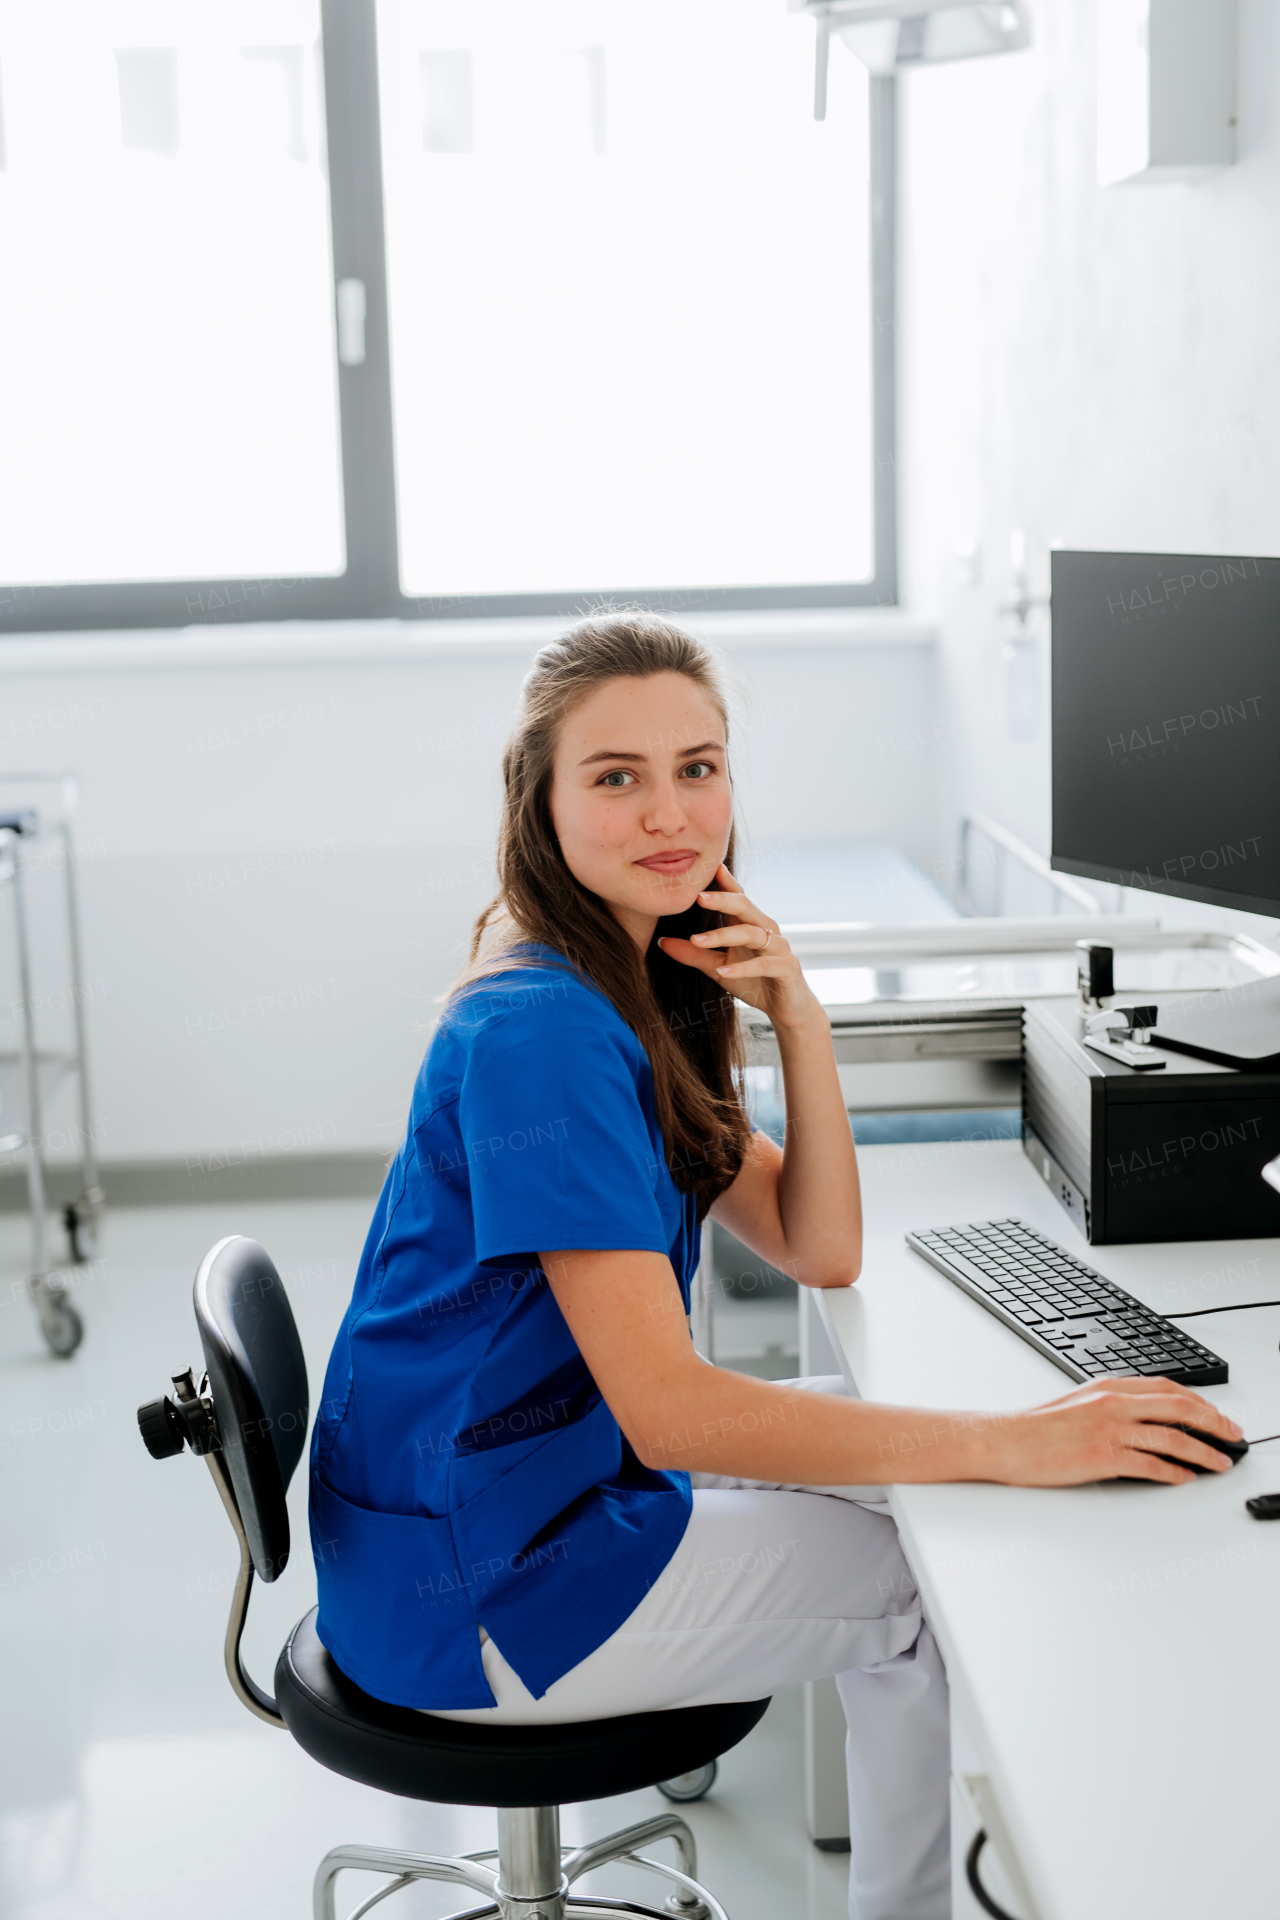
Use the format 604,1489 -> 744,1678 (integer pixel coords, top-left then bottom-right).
815,1137 -> 1280,1920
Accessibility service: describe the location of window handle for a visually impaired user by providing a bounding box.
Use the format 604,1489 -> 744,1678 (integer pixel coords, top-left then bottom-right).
336,277 -> 367,366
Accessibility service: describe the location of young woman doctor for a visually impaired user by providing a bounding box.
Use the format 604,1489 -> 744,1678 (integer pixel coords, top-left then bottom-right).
311,614 -> 1242,1920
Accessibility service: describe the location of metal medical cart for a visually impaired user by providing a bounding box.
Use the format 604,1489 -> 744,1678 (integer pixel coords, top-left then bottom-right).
0,774 -> 104,1357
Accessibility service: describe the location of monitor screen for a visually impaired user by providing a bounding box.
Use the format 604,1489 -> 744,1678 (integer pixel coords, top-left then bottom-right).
1051,550 -> 1280,918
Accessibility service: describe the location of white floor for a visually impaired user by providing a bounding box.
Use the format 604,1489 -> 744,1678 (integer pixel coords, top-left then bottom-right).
0,1197 -> 850,1920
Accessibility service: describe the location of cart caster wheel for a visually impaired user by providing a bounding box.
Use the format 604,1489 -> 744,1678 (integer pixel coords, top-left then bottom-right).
656,1761 -> 717,1803
40,1298 -> 83,1358
63,1201 -> 98,1264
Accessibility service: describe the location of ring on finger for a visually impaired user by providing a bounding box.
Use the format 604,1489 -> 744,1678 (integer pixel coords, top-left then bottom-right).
761,929 -> 774,951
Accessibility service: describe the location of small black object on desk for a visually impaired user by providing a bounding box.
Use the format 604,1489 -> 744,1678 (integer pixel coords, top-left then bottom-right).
1076,940 -> 1114,1007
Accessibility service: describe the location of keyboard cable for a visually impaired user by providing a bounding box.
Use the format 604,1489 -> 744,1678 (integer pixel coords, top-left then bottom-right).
1166,1300 -> 1280,1318
1159,1300 -> 1280,1446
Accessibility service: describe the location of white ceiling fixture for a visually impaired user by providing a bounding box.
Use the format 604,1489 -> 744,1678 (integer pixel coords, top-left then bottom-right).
1097,0 -> 1236,186
789,0 -> 1030,117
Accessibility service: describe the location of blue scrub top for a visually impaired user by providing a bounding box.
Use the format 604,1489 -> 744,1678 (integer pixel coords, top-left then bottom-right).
309,947 -> 698,1710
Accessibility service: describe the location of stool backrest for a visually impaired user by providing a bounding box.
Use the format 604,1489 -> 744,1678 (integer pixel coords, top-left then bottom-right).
194,1235 -> 309,1582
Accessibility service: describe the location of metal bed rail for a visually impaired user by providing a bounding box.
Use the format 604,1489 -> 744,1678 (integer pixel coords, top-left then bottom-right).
777,914 -> 1280,966
957,810 -> 1105,917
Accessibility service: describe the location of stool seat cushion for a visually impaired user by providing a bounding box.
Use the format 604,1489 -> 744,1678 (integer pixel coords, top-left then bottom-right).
275,1608 -> 770,1808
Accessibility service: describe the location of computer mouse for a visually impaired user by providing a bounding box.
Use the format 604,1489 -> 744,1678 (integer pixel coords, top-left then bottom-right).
1161,1423 -> 1249,1473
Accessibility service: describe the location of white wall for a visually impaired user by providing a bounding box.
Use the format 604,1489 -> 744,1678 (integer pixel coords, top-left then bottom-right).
0,614 -> 937,1172
894,0 -> 1280,949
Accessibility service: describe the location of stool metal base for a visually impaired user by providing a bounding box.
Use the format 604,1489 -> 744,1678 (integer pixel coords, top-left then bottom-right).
428,1903 -> 685,1920
315,1808 -> 729,1920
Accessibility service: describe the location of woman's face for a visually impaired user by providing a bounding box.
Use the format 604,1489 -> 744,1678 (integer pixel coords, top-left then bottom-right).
548,671 -> 733,948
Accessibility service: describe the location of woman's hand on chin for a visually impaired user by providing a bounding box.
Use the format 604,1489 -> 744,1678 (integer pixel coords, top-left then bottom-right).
656,863 -> 821,1032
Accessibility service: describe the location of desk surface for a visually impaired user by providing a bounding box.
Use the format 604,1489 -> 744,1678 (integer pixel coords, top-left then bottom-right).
819,1138 -> 1280,1920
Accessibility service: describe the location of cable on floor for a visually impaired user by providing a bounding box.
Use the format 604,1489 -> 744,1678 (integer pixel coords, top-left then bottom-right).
965,1830 -> 1021,1920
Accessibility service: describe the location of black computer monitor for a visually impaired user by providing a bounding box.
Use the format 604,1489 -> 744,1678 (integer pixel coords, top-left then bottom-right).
1050,549 -> 1280,917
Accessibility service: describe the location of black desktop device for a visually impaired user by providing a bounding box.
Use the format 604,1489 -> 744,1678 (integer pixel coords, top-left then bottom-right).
1025,550 -> 1280,1242
1023,996 -> 1280,1243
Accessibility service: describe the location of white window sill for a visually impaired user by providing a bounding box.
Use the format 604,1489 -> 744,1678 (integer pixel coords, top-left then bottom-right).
0,607 -> 936,675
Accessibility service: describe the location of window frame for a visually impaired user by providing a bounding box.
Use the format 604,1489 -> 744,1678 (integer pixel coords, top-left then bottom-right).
0,0 -> 896,634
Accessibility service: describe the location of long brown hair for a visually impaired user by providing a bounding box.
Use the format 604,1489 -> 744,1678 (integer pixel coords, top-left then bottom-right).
453,610 -> 751,1215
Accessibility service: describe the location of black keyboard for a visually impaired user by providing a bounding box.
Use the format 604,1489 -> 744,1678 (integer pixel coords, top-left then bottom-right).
905,1219 -> 1228,1386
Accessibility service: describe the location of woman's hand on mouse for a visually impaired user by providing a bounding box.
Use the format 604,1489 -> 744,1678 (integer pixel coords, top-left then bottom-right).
983,1376 -> 1245,1486
656,863 -> 821,1031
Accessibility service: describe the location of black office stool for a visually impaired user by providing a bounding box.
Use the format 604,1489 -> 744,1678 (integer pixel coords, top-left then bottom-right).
137,1236 -> 768,1920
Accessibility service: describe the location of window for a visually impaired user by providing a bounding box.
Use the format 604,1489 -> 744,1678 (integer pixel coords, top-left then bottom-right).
0,1 -> 344,620
0,0 -> 895,632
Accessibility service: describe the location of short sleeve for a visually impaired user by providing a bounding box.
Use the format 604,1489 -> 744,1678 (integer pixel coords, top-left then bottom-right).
457,988 -> 670,1269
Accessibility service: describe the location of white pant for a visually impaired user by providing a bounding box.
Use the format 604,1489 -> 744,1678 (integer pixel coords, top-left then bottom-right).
432,1379 -> 951,1920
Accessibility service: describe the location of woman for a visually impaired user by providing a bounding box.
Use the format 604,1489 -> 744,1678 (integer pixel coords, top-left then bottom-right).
311,612 -> 1241,1920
